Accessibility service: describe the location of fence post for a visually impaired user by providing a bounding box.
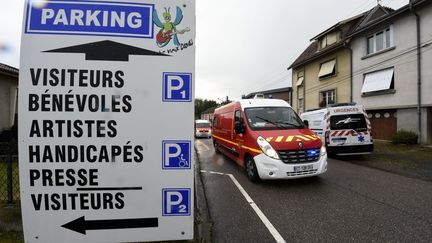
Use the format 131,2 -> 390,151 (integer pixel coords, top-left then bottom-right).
7,143 -> 13,204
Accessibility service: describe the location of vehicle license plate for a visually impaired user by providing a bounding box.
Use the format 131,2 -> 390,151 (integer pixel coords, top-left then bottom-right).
294,164 -> 313,172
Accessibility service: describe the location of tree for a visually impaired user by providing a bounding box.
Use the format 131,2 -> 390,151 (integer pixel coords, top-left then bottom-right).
195,98 -> 218,119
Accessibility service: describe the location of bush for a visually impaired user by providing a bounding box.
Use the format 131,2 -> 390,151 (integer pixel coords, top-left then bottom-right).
390,130 -> 418,145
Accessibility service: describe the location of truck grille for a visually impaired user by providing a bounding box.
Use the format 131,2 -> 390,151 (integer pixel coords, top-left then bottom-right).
287,169 -> 318,177
278,148 -> 320,164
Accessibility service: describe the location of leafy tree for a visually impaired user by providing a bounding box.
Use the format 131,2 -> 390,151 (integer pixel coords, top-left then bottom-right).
195,98 -> 218,118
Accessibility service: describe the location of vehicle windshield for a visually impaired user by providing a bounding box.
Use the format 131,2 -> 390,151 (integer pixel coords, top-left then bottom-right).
244,107 -> 304,130
330,114 -> 367,131
196,123 -> 211,128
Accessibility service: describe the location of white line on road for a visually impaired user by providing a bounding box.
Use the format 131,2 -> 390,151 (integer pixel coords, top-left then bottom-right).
201,170 -> 286,243
195,139 -> 211,151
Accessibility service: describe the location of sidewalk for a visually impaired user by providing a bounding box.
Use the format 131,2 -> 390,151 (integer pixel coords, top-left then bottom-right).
336,141 -> 432,181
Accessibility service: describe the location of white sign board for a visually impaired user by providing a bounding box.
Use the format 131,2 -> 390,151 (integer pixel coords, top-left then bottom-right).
18,0 -> 195,242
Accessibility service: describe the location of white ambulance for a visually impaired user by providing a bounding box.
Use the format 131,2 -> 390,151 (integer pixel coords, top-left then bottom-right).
300,104 -> 373,155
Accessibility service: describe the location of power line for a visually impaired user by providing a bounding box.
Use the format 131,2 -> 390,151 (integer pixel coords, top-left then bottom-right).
292,38 -> 432,96
343,0 -> 375,19
253,73 -> 291,91
249,0 -> 409,96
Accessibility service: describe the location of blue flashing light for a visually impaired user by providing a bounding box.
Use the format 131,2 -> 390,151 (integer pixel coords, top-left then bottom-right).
306,149 -> 319,157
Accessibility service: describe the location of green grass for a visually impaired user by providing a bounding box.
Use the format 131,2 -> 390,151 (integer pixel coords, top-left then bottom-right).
372,141 -> 432,163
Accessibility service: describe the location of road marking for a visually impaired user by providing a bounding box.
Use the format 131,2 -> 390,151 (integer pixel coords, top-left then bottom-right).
195,139 -> 211,151
201,170 -> 286,243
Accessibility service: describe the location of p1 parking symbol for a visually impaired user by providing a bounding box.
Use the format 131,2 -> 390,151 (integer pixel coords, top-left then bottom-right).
162,140 -> 191,169
162,188 -> 191,216
162,72 -> 192,102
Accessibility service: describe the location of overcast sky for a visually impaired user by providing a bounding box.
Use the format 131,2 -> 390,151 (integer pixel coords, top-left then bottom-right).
0,0 -> 408,101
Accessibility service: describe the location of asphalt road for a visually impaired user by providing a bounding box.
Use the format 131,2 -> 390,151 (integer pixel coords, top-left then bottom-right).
195,138 -> 432,243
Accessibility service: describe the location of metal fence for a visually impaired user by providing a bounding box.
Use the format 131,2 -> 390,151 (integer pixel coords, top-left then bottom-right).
0,142 -> 19,204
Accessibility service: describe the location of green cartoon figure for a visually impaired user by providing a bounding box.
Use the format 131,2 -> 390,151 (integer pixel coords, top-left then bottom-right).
153,7 -> 190,47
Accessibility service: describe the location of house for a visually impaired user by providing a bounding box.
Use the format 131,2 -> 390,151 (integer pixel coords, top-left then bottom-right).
244,87 -> 292,104
288,5 -> 394,115
0,63 -> 18,133
289,11 -> 377,114
348,0 -> 432,143
200,107 -> 216,121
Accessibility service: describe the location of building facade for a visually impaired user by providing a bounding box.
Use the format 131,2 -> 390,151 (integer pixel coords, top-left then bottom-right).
200,107 -> 216,121
349,0 -> 432,143
287,9 -> 389,114
245,87 -> 292,104
0,63 -> 18,133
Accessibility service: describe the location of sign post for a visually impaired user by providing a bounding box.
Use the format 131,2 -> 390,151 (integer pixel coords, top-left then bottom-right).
18,0 -> 195,242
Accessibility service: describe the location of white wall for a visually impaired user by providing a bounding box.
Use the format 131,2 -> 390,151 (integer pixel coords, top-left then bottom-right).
397,108 -> 418,133
351,4 -> 432,143
351,12 -> 421,109
419,4 -> 432,110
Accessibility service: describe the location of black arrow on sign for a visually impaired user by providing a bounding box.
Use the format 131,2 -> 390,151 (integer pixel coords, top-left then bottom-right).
44,40 -> 169,61
61,216 -> 158,235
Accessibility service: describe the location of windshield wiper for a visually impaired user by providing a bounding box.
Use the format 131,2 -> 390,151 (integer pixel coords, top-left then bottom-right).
255,116 -> 295,129
255,116 -> 283,128
276,121 -> 303,128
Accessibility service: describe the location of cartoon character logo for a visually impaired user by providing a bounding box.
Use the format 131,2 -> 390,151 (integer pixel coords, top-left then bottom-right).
153,6 -> 190,48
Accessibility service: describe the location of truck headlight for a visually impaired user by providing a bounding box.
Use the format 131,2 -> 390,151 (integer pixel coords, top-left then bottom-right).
320,145 -> 327,157
257,136 -> 280,160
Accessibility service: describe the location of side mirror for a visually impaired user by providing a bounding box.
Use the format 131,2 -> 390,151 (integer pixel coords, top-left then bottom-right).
234,121 -> 245,134
303,120 -> 309,128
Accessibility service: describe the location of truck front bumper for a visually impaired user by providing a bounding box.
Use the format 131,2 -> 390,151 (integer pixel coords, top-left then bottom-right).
253,153 -> 327,180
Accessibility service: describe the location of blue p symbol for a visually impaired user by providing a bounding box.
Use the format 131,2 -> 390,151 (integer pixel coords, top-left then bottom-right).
163,72 -> 192,102
162,188 -> 191,216
162,141 -> 191,169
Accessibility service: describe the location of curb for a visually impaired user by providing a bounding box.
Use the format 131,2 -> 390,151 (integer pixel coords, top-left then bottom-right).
194,148 -> 212,242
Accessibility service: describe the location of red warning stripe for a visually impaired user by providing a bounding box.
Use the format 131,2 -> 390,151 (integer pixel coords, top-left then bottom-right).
330,130 -> 371,137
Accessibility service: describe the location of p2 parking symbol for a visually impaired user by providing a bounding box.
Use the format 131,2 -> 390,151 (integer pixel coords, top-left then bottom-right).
162,140 -> 191,169
162,188 -> 191,216
162,72 -> 192,102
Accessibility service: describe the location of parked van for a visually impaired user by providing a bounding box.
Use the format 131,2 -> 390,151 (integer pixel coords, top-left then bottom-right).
212,99 -> 327,182
195,120 -> 212,138
300,104 -> 373,155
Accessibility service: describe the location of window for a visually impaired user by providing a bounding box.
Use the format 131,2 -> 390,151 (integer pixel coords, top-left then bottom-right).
321,36 -> 326,49
367,26 -> 393,55
244,107 -> 303,131
319,90 -> 336,107
213,116 -> 218,128
296,70 -> 304,86
234,110 -> 243,123
367,37 -> 374,54
361,68 -> 394,94
321,32 -> 338,49
298,98 -> 304,112
330,114 -> 368,132
196,122 -> 211,128
318,59 -> 336,79
326,32 -> 338,45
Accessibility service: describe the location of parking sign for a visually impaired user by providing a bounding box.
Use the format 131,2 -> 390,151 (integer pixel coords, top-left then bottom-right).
18,0 -> 195,242
163,141 -> 192,169
162,188 -> 191,216
163,72 -> 193,102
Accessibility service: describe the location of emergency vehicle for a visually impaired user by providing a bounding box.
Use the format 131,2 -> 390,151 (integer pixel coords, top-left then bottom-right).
195,120 -> 212,138
212,99 -> 327,182
300,104 -> 373,155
